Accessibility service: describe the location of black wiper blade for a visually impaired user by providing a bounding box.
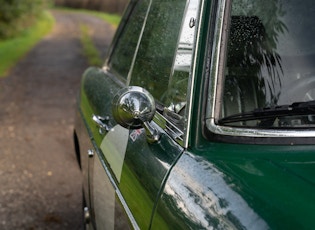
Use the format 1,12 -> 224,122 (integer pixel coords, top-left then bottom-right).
218,100 -> 315,124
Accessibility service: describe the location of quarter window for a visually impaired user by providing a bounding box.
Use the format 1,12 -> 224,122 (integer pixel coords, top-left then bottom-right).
129,0 -> 200,131
107,0 -> 149,80
129,0 -> 187,103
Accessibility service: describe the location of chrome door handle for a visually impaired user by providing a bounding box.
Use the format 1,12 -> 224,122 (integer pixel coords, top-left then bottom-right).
92,114 -> 113,134
87,149 -> 94,158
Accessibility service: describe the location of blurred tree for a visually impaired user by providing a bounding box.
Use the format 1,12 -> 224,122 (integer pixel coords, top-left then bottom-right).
0,0 -> 48,39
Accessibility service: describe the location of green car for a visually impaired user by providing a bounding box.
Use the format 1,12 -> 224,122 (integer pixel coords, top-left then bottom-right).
74,0 -> 315,229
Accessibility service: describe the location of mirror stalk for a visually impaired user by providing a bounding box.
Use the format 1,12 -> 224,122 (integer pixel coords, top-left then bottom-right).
143,121 -> 160,143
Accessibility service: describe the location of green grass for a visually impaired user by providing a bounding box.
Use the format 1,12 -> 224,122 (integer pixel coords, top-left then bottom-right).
78,9 -> 121,27
0,8 -> 121,78
0,11 -> 55,77
64,7 -> 122,68
55,7 -> 121,27
80,24 -> 103,67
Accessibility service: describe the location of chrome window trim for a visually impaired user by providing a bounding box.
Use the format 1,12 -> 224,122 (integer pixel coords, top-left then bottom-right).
206,118 -> 315,138
154,111 -> 184,144
205,0 -> 315,138
185,0 -> 204,147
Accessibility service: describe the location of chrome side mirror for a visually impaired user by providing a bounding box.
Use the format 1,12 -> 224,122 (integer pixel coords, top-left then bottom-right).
112,86 -> 160,142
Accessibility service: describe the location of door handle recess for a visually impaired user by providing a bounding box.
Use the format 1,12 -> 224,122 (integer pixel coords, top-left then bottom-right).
92,114 -> 113,134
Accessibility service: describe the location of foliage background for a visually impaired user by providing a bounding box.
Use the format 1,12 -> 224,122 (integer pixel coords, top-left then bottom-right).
0,0 -> 50,39
0,0 -> 126,40
0,0 -> 124,76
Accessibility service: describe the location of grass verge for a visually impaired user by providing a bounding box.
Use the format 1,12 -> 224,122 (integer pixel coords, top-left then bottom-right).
69,7 -> 122,67
55,7 -> 121,27
80,24 -> 102,67
0,11 -> 55,77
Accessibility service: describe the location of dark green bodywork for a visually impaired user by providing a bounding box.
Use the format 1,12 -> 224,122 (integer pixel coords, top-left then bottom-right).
78,66 -> 315,229
152,143 -> 315,229
78,67 -> 184,229
74,0 -> 315,229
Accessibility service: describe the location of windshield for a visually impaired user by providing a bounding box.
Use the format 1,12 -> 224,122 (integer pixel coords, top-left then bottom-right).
217,0 -> 315,128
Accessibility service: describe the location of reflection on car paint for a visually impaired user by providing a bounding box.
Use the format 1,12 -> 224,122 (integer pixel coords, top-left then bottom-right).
93,153 -> 115,230
100,125 -> 129,182
162,152 -> 268,229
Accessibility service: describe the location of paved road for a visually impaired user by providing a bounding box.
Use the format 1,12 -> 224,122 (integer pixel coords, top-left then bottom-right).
0,10 -> 115,230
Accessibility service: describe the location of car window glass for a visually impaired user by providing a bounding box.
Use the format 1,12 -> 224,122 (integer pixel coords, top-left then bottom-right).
164,0 -> 200,115
218,0 -> 315,128
129,0 -> 199,131
129,0 -> 187,103
108,0 -> 149,80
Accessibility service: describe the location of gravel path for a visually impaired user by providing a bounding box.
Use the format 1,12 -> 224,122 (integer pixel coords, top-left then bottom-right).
0,10 -> 115,230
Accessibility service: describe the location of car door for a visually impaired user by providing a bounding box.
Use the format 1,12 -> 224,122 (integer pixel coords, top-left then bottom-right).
78,1 -> 148,229
80,0 -> 200,229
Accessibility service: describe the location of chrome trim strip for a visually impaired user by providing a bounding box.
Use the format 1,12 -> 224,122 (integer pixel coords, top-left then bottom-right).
207,118 -> 315,138
154,111 -> 184,144
185,0 -> 204,148
205,0 -> 228,122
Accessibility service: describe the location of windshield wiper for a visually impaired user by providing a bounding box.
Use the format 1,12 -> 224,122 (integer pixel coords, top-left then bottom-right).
218,100 -> 315,125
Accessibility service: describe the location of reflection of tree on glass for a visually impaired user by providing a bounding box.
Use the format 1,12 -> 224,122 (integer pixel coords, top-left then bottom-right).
222,0 -> 287,119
